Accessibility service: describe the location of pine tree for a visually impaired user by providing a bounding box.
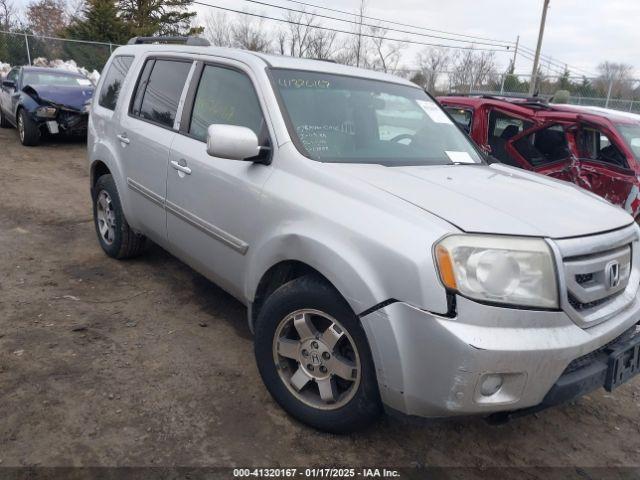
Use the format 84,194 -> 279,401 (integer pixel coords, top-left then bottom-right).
117,0 -> 198,37
63,0 -> 128,70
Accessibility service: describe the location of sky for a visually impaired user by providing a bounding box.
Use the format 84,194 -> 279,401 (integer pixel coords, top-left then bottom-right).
191,0 -> 640,78
11,0 -> 640,77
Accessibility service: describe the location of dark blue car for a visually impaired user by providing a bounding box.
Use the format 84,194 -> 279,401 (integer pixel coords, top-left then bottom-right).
0,66 -> 94,146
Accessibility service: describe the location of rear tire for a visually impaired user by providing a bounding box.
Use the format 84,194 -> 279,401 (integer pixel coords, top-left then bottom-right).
0,107 -> 10,128
92,174 -> 147,259
254,275 -> 382,433
17,108 -> 40,146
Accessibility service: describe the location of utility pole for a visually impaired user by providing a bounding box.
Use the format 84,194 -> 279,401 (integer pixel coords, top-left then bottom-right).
511,35 -> 520,73
529,0 -> 550,96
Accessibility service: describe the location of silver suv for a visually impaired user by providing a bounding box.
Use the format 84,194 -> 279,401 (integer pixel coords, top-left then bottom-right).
88,37 -> 640,433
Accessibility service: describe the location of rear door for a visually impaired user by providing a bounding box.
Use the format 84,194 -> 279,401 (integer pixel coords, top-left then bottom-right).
118,56 -> 194,243
505,123 -> 577,182
573,123 -> 637,214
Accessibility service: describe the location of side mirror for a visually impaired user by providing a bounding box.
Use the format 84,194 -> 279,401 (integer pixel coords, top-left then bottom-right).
2,79 -> 15,89
206,124 -> 261,161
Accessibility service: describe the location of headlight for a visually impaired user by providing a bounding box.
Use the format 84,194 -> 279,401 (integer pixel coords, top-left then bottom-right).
434,234 -> 558,308
35,106 -> 57,118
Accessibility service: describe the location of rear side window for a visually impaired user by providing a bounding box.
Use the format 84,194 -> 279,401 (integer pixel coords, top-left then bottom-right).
578,126 -> 628,169
444,106 -> 473,133
98,56 -> 134,110
131,59 -> 192,128
188,65 -> 264,142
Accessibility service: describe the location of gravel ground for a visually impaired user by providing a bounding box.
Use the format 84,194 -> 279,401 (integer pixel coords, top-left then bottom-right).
0,126 -> 639,476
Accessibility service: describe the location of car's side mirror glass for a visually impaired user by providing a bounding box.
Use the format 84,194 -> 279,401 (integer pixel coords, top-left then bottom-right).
206,124 -> 264,161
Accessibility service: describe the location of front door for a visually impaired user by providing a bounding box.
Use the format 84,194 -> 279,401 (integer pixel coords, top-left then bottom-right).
505,123 -> 577,183
166,62 -> 273,298
118,57 -> 193,243
0,68 -> 20,123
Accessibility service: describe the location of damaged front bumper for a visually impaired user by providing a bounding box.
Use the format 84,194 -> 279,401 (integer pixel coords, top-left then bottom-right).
33,108 -> 88,136
360,295 -> 640,419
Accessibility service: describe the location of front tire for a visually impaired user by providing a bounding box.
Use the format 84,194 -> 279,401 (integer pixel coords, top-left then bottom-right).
92,174 -> 147,259
254,275 -> 382,433
17,109 -> 40,146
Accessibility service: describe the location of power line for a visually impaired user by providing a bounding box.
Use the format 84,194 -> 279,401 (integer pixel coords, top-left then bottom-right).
517,49 -> 567,76
279,0 -> 516,46
519,44 -> 595,76
196,2 -> 513,52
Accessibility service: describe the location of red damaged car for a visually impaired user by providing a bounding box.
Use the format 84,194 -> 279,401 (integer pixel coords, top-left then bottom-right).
438,95 -> 640,219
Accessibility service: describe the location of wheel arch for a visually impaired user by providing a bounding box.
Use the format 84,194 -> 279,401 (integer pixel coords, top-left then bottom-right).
246,233 -> 385,334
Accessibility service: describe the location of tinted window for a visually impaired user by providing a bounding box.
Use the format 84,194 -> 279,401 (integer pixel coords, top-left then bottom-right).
135,59 -> 191,128
99,56 -> 133,110
513,124 -> 570,167
189,65 -> 264,142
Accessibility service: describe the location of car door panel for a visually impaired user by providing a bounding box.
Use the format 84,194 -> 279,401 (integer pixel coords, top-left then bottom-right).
505,123 -> 577,183
118,57 -> 193,243
166,135 -> 272,298
165,62 -> 273,300
572,123 -> 637,214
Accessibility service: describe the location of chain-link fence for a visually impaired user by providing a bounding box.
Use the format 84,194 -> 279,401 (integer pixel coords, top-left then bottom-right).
401,69 -> 640,114
0,30 -> 116,73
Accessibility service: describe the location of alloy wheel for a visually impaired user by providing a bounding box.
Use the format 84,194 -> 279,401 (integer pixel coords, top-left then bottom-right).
96,190 -> 116,245
272,309 -> 361,410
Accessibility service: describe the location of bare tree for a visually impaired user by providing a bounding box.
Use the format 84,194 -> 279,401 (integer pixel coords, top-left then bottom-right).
368,25 -> 402,73
0,0 -> 17,30
450,49 -> 497,93
26,0 -> 69,37
353,0 -> 366,67
203,12 -> 233,48
307,28 -> 337,60
596,61 -> 634,98
280,10 -> 316,57
232,15 -> 271,52
415,47 -> 449,92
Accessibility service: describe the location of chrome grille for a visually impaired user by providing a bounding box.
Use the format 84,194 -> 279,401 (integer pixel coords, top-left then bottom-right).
551,224 -> 640,328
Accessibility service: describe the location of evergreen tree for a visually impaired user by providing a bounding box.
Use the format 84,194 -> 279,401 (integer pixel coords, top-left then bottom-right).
64,0 -> 128,71
117,0 -> 198,37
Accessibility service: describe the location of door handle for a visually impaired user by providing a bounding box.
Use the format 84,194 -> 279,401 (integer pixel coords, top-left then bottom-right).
170,159 -> 192,175
116,133 -> 130,144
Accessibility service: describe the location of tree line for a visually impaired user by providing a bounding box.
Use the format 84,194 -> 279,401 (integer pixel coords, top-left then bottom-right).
0,0 -> 637,102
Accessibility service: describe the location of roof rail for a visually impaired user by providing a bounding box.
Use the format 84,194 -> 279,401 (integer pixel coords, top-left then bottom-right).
127,36 -> 210,46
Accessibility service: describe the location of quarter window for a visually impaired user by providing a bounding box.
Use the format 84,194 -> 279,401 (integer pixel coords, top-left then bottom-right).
188,65 -> 265,142
98,56 -> 133,110
132,59 -> 192,128
444,107 -> 473,133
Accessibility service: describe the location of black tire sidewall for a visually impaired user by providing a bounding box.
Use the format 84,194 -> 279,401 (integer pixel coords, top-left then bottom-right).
93,174 -> 126,258
18,109 -> 40,146
254,276 -> 382,433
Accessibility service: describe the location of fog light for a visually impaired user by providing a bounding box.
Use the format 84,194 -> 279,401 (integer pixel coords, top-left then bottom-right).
480,374 -> 504,396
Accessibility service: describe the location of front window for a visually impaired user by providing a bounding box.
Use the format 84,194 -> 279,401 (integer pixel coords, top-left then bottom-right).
617,123 -> 640,160
271,69 -> 482,166
22,70 -> 92,87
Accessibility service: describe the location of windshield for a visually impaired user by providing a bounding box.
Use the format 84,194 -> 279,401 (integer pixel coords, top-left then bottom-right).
22,70 -> 92,87
617,123 -> 640,159
271,69 -> 483,166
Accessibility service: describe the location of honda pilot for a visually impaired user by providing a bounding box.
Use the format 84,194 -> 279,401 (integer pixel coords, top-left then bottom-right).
87,37 -> 640,432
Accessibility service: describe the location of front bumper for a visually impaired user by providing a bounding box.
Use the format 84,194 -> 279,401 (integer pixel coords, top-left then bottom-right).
360,295 -> 640,418
33,110 -> 88,135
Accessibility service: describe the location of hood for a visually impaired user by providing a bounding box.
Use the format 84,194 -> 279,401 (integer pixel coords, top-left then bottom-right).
329,162 -> 633,238
24,84 -> 94,111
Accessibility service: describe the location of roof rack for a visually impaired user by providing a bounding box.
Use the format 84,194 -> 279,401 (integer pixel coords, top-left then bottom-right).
127,36 -> 210,46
